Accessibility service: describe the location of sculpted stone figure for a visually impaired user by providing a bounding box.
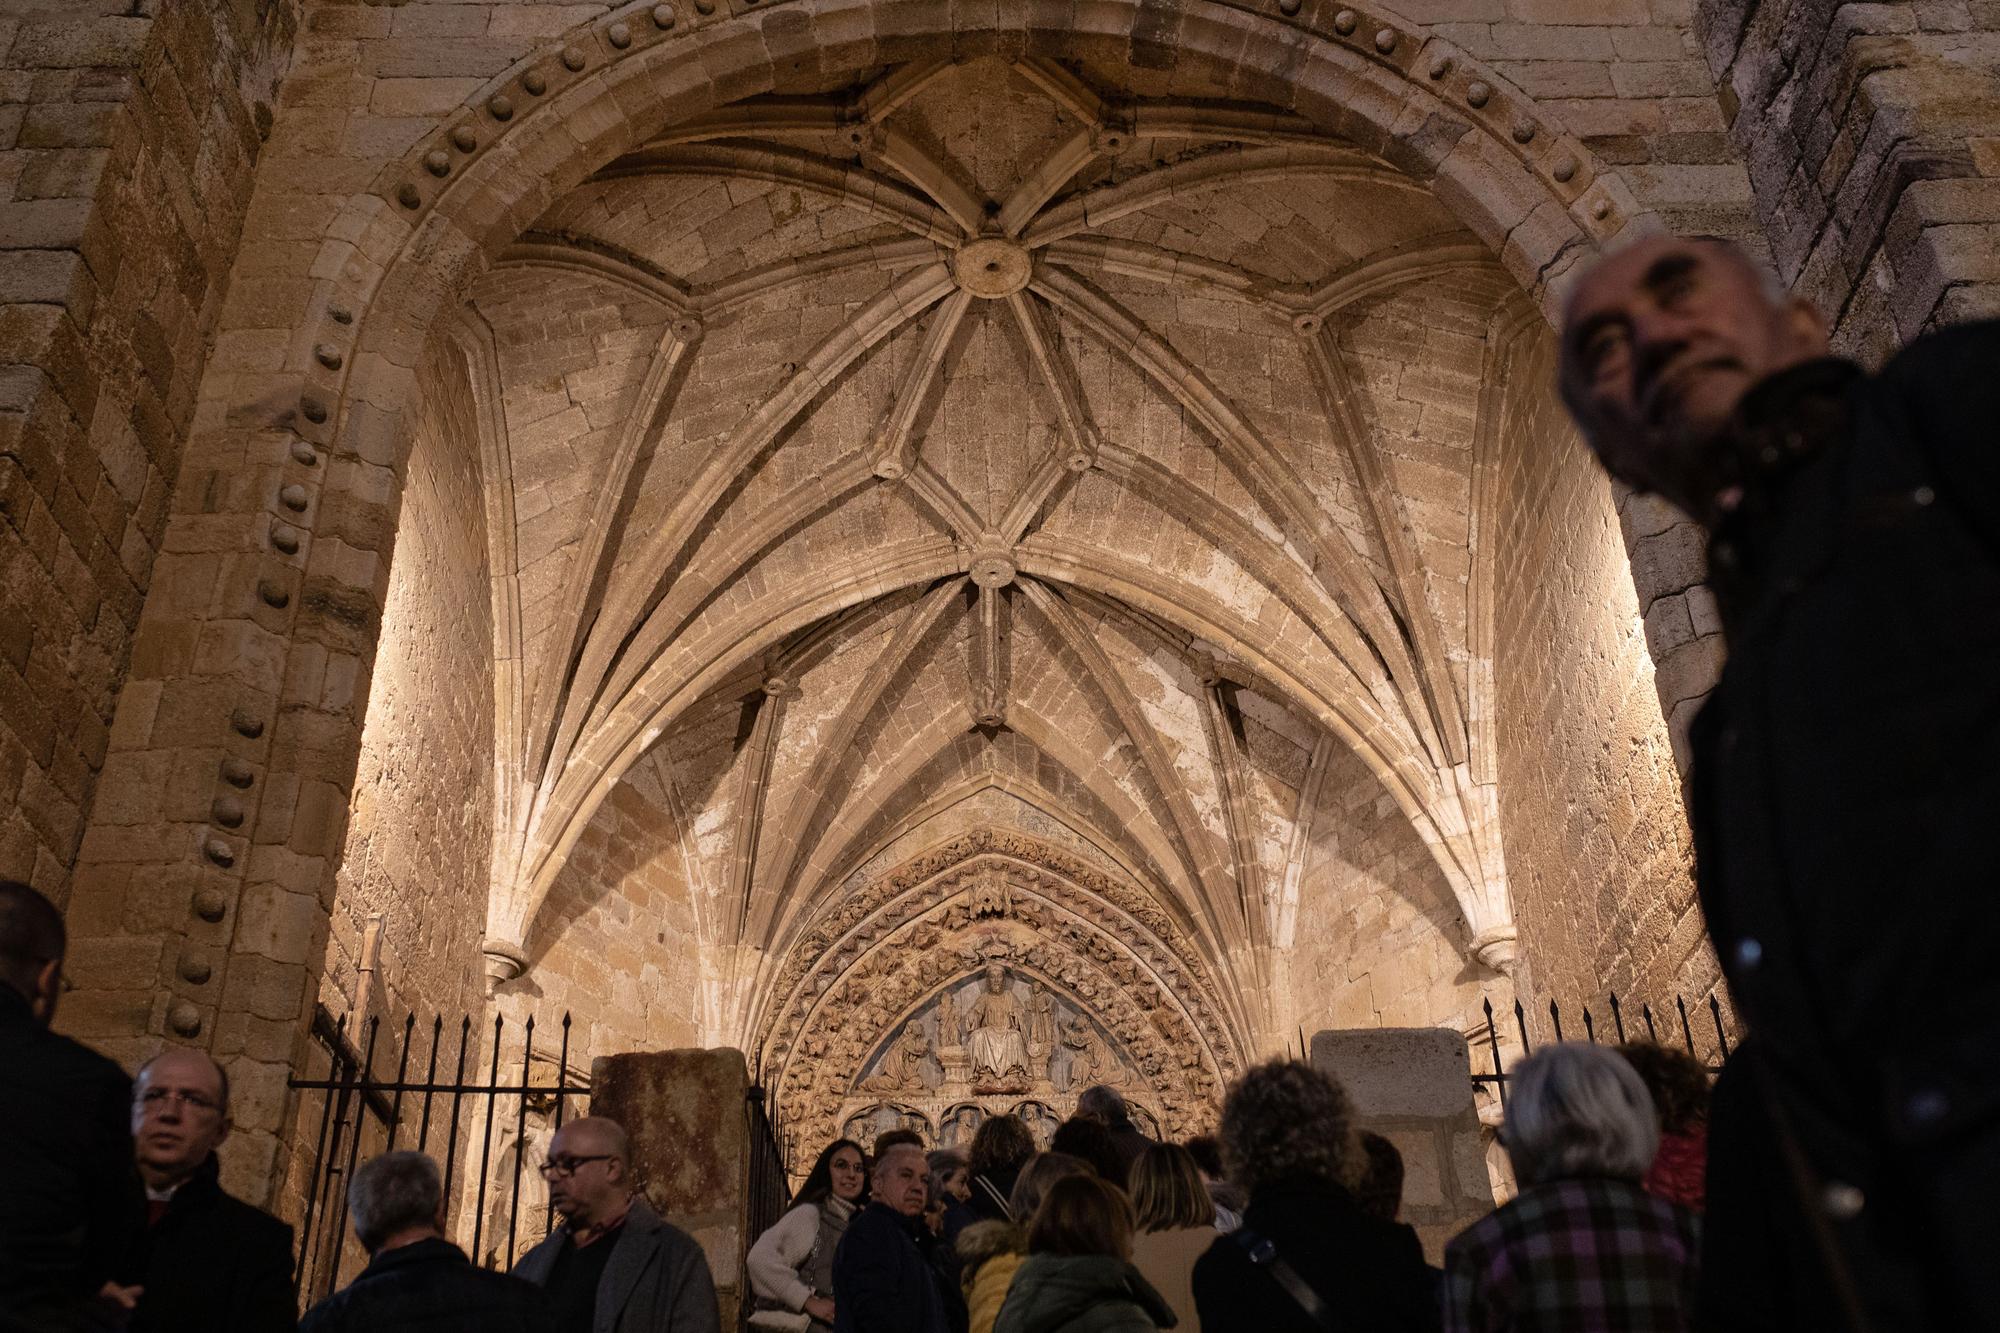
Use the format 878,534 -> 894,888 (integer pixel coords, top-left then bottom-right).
966,964 -> 1032,1083
1027,984 -> 1057,1079
862,1020 -> 933,1092
936,990 -> 961,1048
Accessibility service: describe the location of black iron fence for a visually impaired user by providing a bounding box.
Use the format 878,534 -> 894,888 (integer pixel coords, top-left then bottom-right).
287,1005 -> 795,1320
744,1085 -> 791,1270
1471,990 -> 1734,1106
286,1006 -> 586,1303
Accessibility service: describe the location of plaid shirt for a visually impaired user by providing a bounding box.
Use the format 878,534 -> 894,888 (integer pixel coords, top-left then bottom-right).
1442,1177 -> 1699,1332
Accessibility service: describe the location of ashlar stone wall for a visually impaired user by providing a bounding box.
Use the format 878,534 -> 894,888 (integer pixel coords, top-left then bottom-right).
1489,327 -> 1712,1013
1284,737 -> 1489,1039
1698,0 -> 2000,359
0,1 -> 299,893
320,337 -> 496,1032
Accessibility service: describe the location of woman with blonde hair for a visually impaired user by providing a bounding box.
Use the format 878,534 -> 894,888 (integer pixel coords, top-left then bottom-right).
993,1174 -> 1175,1333
1127,1143 -> 1217,1333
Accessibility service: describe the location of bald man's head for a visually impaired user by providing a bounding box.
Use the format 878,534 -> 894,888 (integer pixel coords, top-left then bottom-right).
544,1116 -> 632,1227
133,1048 -> 232,1190
1559,235 -> 1828,525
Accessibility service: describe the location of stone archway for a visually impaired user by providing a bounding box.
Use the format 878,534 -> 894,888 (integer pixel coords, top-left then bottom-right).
760,830 -> 1242,1146
59,0 -> 1709,1189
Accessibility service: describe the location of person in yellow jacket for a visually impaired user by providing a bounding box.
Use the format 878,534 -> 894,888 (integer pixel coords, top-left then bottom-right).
956,1153 -> 1094,1333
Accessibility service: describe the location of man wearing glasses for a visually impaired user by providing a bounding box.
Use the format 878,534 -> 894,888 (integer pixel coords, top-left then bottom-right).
513,1116 -> 721,1333
128,1048 -> 297,1331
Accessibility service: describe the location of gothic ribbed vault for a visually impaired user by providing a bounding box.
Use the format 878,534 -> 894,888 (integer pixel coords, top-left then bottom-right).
445,53 -> 1552,1118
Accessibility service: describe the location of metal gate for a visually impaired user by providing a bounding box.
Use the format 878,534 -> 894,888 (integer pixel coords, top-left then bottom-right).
285,1005 -> 586,1303
1473,989 -> 1733,1105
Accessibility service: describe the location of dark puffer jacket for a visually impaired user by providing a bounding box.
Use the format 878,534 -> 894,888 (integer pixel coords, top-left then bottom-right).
993,1254 -> 1175,1333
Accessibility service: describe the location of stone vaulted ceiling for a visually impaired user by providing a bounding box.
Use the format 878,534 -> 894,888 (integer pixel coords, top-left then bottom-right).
459,54 -> 1535,1080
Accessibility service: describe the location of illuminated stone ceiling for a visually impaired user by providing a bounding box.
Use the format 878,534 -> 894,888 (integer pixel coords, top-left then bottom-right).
458,53 -> 1545,1124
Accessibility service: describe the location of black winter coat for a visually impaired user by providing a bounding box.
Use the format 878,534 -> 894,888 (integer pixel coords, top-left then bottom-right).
832,1203 -> 951,1333
130,1154 -> 296,1333
1685,322 -> 2000,1331
1191,1180 -> 1437,1333
301,1237 -> 552,1333
0,985 -> 145,1333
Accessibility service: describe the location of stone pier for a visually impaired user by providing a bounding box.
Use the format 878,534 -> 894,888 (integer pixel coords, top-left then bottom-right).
1312,1028 -> 1494,1261
591,1048 -> 783,1329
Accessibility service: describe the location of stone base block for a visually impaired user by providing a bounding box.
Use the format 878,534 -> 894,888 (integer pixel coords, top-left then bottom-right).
593,1048 -> 754,1328
1311,1027 -> 1493,1262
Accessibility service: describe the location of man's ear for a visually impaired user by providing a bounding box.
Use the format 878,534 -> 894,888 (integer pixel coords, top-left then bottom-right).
1783,295 -> 1831,357
606,1156 -> 627,1186
32,957 -> 60,1022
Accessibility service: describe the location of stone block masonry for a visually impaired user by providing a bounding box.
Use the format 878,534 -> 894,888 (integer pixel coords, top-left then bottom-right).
0,3 -> 301,896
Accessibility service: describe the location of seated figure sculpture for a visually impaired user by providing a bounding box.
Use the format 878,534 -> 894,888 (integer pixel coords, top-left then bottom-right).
966,965 -> 1032,1085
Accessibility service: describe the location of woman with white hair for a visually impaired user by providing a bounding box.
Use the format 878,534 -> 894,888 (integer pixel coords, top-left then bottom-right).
1443,1043 -> 1701,1332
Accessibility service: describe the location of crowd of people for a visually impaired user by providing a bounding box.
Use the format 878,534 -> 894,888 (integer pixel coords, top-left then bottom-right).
746,1051 -> 1717,1333
8,861 -> 1717,1333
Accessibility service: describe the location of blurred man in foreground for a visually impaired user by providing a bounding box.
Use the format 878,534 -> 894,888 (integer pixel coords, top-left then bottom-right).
0,880 -> 144,1331
1560,235 -> 2000,1330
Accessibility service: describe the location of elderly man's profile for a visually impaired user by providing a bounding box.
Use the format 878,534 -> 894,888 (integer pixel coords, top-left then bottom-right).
1559,234 -> 2000,1332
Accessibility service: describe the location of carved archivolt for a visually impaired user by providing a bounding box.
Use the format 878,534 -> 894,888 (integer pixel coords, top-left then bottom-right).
762,834 -> 1246,1148
756,829 -> 1233,1055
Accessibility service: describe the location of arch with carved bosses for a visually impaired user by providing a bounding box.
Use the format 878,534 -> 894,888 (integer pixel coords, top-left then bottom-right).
761,831 -> 1245,1145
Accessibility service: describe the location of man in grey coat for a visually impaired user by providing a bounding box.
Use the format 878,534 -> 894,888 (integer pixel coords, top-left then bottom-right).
513,1116 -> 721,1333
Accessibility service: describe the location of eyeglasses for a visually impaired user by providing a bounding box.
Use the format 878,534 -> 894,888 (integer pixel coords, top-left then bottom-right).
137,1088 -> 221,1115
538,1154 -> 615,1178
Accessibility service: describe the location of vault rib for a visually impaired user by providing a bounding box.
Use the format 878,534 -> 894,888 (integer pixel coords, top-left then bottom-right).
1029,266 -> 1439,753
524,321 -> 701,785
870,125 -> 987,235
589,454 -> 881,731
901,460 -> 985,539
533,264 -> 956,819
1012,533 -> 1500,936
856,59 -> 956,124
451,310 -> 532,973
1022,145 -> 1414,247
596,143 -> 962,245
1010,58 -> 1106,125
997,127 -> 1102,237
1300,325 -> 1469,769
1040,237 -> 1299,321
1022,580 -> 1249,964
747,579 -> 967,952
512,538 -> 966,934
1275,733 -> 1334,950
971,583 -> 1007,728
1195,663 -> 1275,1016
698,237 -> 946,318
873,289 -> 975,481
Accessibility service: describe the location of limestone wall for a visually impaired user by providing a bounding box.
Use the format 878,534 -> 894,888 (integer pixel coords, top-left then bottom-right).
1697,0 -> 2000,358
502,758 -> 706,1065
319,338 -> 496,1030
1489,329 -> 1712,1011
1284,738 -> 1488,1039
0,2 -> 298,893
